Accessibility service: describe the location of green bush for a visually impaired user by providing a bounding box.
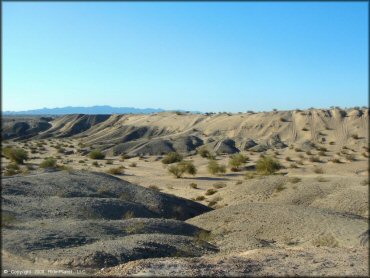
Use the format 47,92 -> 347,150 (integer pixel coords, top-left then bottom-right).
162,152 -> 183,164
207,160 -> 226,175
256,156 -> 281,175
3,147 -> 28,164
228,153 -> 249,171
89,149 -> 105,160
168,161 -> 197,178
39,157 -> 57,169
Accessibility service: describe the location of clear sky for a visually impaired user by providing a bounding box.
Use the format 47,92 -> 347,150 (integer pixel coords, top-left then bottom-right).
3,1 -> 368,112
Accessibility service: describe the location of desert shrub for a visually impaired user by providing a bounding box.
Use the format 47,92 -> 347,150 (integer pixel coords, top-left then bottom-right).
189,183 -> 198,189
288,177 -> 301,183
198,147 -> 211,158
345,154 -> 356,161
330,158 -> 341,163
294,148 -> 303,152
329,141 -> 335,145
168,161 -> 196,178
235,180 -> 243,185
276,183 -> 286,192
107,166 -> 124,175
228,153 -> 249,171
78,160 -> 85,163
195,196 -> 205,201
207,160 -> 226,175
309,156 -> 321,163
285,156 -> 291,161
298,154 -> 305,159
205,189 -> 217,195
312,233 -> 339,247
290,163 -> 299,168
39,157 -> 57,169
129,162 -> 137,167
162,152 -> 183,164
4,163 -> 21,176
244,172 -> 257,180
3,147 -> 28,164
106,160 -> 113,165
317,146 -> 327,152
318,151 -> 326,156
302,127 -> 309,131
256,156 -> 281,175
213,182 -> 226,189
351,134 -> 359,140
360,179 -> 368,186
89,149 -> 105,160
362,152 -> 369,158
305,151 -> 312,155
92,161 -> 99,167
149,185 -> 161,191
313,166 -> 324,174
123,211 -> 135,219
317,177 -> 329,182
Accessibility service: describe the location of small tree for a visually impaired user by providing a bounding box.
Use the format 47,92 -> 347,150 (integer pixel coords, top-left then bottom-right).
3,147 -> 28,164
256,156 -> 281,175
207,160 -> 226,175
228,153 -> 249,171
89,149 -> 105,160
162,152 -> 183,164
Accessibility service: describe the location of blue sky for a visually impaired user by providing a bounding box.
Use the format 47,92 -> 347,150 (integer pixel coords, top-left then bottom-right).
3,2 -> 368,112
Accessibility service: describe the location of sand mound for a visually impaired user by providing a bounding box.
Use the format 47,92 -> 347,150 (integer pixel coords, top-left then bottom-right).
98,247 -> 368,277
187,202 -> 367,253
2,171 -> 216,270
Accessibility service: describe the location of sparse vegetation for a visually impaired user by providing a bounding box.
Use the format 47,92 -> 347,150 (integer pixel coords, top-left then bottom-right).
107,166 -> 125,175
189,183 -> 198,189
207,159 -> 226,175
3,147 -> 28,164
92,161 -> 99,167
89,149 -> 105,160
195,195 -> 205,201
228,153 -> 249,171
39,157 -> 57,169
213,182 -> 226,189
313,166 -> 324,174
256,156 -> 281,175
288,177 -> 301,183
129,162 -> 137,167
198,147 -> 211,158
162,152 -> 183,164
168,161 -> 197,178
205,189 -> 217,195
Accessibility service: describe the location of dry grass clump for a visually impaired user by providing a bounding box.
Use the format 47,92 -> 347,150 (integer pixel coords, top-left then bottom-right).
205,189 -> 217,195
256,156 -> 281,175
162,152 -> 183,164
213,182 -> 226,189
207,159 -> 226,175
229,153 -> 249,172
309,156 -> 321,163
106,166 -> 125,175
345,154 -> 356,161
288,177 -> 302,183
168,161 -> 196,178
312,233 -> 339,247
313,166 -> 324,174
149,185 -> 161,191
290,163 -> 299,168
189,183 -> 198,189
195,196 -> 205,201
39,157 -> 57,169
329,158 -> 341,163
89,149 -> 105,160
122,211 -> 136,220
4,163 -> 21,176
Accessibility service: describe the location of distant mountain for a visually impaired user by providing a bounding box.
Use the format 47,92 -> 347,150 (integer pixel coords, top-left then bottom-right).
3,105 -> 166,115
